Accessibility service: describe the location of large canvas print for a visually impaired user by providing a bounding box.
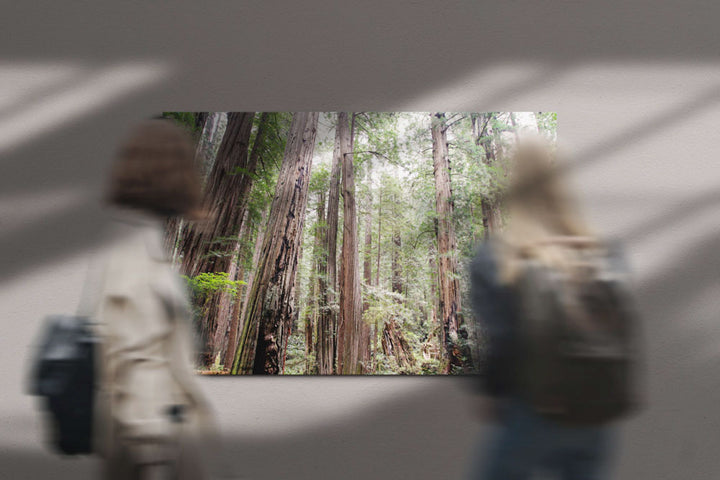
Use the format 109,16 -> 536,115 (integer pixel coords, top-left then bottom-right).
161,112 -> 557,375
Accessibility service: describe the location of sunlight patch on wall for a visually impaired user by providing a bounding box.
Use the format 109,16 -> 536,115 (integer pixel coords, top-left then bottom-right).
0,61 -> 171,155
200,377 -> 432,438
395,62 -> 550,112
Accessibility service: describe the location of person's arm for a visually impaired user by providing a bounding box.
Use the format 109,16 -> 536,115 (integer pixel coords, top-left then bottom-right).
99,293 -> 177,465
156,276 -> 216,435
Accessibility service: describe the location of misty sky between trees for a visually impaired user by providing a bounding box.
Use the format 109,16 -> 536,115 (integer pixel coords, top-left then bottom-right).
163,111 -> 557,375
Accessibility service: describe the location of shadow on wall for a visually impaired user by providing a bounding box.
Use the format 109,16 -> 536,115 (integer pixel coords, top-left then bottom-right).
0,377 -> 481,480
0,78 -> 168,285
636,231 -> 720,374
3,60 -> 720,288
616,231 -> 720,480
2,2 -> 720,285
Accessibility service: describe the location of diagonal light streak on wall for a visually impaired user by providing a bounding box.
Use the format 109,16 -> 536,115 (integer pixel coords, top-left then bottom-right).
0,62 -> 171,155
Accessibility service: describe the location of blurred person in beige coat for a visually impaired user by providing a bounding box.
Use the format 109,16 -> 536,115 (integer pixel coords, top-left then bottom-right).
92,119 -> 216,480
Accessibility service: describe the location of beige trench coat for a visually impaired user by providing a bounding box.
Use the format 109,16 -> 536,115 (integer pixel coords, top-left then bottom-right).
90,212 -> 215,479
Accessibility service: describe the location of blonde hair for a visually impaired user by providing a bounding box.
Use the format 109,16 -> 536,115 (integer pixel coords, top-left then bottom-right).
496,139 -> 597,284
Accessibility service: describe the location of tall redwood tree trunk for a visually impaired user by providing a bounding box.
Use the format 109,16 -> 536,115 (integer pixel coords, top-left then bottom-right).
212,208 -> 249,367
231,112 -> 319,375
363,209 -> 373,301
307,191 -> 326,374
165,112 -> 213,261
375,188 -> 382,288
428,242 -> 439,329
337,112 -> 364,374
431,113 -> 463,371
212,113 -> 272,364
224,206 -> 268,369
177,112 -> 254,365
472,113 -> 502,239
391,231 -> 403,296
316,113 -> 343,374
362,185 -> 374,369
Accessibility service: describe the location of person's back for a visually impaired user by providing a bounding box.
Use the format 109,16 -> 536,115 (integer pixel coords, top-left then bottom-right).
468,140 -> 637,480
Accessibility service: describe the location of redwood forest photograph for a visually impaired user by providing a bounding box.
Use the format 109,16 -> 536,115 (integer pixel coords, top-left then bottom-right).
162,111 -> 557,375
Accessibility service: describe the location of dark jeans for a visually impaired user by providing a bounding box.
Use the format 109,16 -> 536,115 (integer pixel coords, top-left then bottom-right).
470,399 -> 614,480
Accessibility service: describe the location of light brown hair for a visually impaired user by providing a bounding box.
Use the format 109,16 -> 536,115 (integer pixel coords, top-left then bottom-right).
107,119 -> 203,218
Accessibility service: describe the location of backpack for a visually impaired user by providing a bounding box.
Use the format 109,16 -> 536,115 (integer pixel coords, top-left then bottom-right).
30,314 -> 97,455
513,240 -> 640,426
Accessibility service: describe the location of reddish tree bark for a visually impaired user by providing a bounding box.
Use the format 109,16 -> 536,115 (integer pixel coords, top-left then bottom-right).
431,113 -> 463,371
224,206 -> 268,370
213,208 -> 249,366
363,205 -> 374,369
363,214 -> 373,296
381,317 -> 415,371
360,162 -> 374,371
316,113 -> 343,375
472,113 -> 502,239
176,112 -> 255,365
231,112 -> 319,375
337,112 -> 365,374
428,242 -> 439,328
375,188 -> 382,288
211,113 -> 272,364
306,191 -> 326,374
164,112 -> 213,262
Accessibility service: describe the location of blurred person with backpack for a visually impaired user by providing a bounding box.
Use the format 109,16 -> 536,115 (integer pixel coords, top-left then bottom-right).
28,118 -> 219,480
467,139 -> 642,479
93,118 -> 217,480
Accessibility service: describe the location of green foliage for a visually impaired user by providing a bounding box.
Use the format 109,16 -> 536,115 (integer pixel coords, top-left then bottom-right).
363,287 -> 412,329
419,358 -> 443,375
229,166 -> 258,178
283,332 -> 311,375
182,272 -> 245,300
310,164 -> 330,193
372,351 -> 395,375
535,111 -> 558,140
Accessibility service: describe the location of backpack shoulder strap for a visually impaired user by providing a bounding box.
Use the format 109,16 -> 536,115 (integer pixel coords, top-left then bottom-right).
76,256 -> 109,322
